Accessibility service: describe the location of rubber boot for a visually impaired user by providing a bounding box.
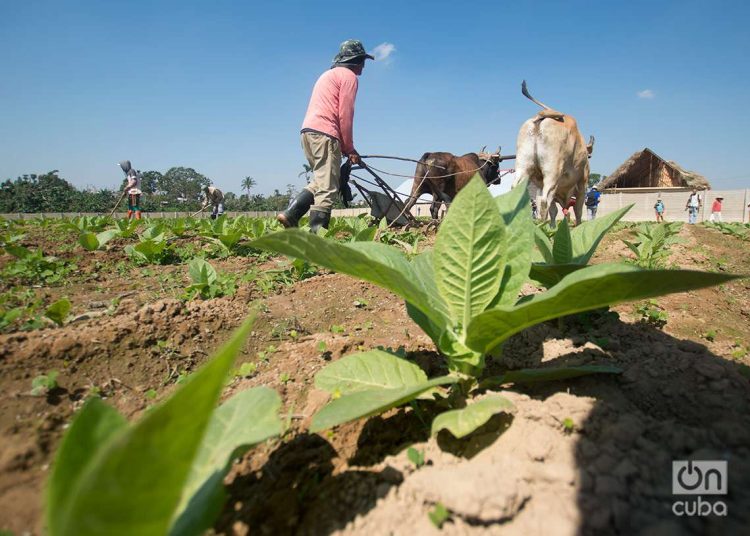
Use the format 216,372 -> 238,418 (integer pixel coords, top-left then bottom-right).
309,210 -> 331,234
135,211 -> 142,220
277,189 -> 314,228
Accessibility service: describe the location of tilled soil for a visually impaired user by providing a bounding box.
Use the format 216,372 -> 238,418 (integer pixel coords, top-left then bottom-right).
1,223 -> 749,535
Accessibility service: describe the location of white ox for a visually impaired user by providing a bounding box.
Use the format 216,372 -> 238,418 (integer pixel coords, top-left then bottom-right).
512,81 -> 594,226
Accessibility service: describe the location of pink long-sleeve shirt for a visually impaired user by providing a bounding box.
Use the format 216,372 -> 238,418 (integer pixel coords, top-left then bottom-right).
301,67 -> 358,155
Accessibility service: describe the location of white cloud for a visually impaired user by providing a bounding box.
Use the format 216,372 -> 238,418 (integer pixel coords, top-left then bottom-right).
372,42 -> 396,64
637,89 -> 655,99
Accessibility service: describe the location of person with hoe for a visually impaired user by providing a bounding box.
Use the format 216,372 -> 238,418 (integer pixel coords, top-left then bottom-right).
654,195 -> 665,222
202,185 -> 225,219
277,39 -> 374,233
585,185 -> 601,220
118,160 -> 142,220
685,188 -> 701,224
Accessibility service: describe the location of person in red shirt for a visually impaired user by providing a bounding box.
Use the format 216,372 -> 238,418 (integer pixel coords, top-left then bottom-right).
561,196 -> 577,223
277,40 -> 374,233
709,197 -> 723,222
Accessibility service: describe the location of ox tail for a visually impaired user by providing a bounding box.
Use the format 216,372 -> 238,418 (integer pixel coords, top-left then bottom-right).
522,80 -> 552,110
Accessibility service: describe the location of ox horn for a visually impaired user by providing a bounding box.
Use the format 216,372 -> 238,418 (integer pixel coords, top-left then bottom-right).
496,145 -> 502,157
587,135 -> 595,157
479,145 -> 487,154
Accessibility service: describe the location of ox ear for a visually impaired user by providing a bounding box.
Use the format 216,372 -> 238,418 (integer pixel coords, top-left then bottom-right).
587,136 -> 595,156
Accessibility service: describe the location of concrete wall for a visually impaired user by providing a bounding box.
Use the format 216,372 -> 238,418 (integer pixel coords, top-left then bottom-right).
1,189 -> 748,222
583,189 -> 749,223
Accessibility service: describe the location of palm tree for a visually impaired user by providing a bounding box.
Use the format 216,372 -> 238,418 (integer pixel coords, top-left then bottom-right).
241,176 -> 257,196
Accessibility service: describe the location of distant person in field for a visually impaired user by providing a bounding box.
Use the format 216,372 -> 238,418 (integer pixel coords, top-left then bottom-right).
202,186 -> 225,219
654,197 -> 665,222
277,39 -> 374,233
709,197 -> 723,222
585,185 -> 601,220
119,160 -> 142,220
685,188 -> 701,224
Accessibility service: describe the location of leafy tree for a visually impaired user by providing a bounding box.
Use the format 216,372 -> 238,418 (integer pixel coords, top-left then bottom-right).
157,167 -> 211,206
298,164 -> 312,184
588,173 -> 606,188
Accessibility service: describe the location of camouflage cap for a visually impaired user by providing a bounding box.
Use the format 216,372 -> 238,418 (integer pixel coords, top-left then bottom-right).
332,39 -> 375,65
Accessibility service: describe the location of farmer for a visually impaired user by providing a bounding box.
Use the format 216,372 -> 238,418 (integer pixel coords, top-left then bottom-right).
709,196 -> 723,222
654,196 -> 665,222
202,186 -> 225,219
277,39 -> 374,233
119,160 -> 142,220
685,189 -> 701,224
585,185 -> 601,220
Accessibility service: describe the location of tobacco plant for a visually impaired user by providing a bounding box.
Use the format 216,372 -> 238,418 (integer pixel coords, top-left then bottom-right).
124,226 -> 171,264
79,230 -> 119,251
252,177 -> 738,438
623,222 -> 683,269
2,245 -> 76,284
531,205 -> 632,287
183,258 -> 236,300
46,314 -> 282,536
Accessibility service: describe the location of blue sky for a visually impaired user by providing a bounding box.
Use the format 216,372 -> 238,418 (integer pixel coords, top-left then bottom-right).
1,0 -> 749,195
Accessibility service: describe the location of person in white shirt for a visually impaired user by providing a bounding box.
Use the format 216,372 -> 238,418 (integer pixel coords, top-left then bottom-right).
685,189 -> 701,224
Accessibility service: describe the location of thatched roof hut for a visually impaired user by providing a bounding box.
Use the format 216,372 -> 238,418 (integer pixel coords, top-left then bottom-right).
598,148 -> 710,190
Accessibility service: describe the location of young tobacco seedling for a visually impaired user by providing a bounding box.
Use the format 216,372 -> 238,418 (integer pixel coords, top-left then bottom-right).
407,447 -> 426,468
45,298 -> 72,327
428,502 -> 450,529
183,258 -> 236,300
32,371 -> 59,396
252,177 -> 739,439
45,313 -> 283,536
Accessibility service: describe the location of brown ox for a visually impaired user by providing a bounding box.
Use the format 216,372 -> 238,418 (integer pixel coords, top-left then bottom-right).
512,81 -> 594,226
402,150 -> 501,220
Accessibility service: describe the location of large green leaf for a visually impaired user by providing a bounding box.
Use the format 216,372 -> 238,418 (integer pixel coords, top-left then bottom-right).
78,232 -> 99,251
467,264 -> 740,355
95,229 -> 119,249
407,250 -> 450,341
6,244 -> 31,259
431,394 -> 514,438
169,386 -> 282,536
528,263 -> 584,288
46,398 -> 127,532
493,180 -> 533,306
533,226 -> 554,264
47,315 -> 256,536
251,230 -> 446,327
433,176 -> 505,327
311,376 -> 458,433
315,350 -> 428,395
569,205 -> 632,264
478,365 -> 622,390
552,218 -> 573,264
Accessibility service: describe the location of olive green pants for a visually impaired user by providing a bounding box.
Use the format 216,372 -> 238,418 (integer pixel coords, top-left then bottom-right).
301,131 -> 341,213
